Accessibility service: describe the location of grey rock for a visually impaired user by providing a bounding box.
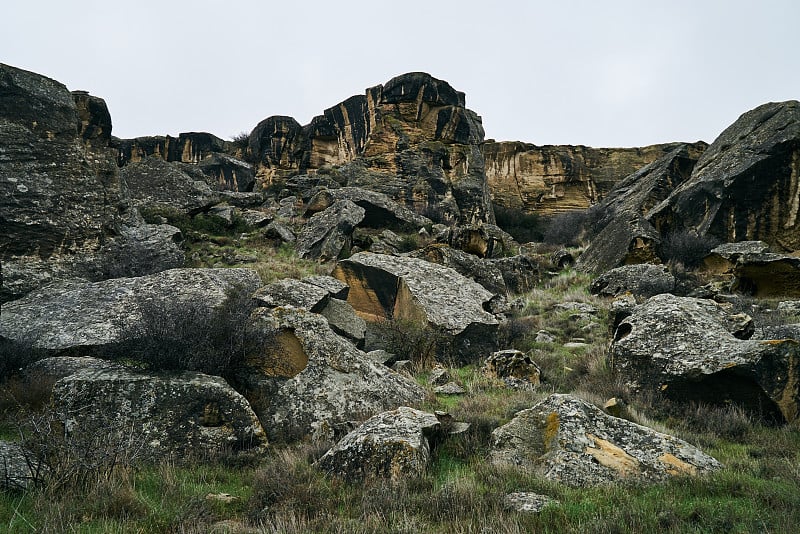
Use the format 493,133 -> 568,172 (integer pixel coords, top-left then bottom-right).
484,349 -> 541,387
98,222 -> 185,279
278,196 -> 299,218
23,356 -> 123,384
252,278 -> 330,312
535,330 -> 556,343
0,441 -> 40,490
302,275 -> 350,300
333,252 -> 499,363
53,368 -> 268,461
306,187 -> 432,231
554,301 -> 598,315
411,244 -> 508,295
777,301 -> 800,316
434,382 -> 466,395
120,157 -> 219,214
263,220 -> 295,243
577,216 -> 661,273
315,407 -> 442,481
238,307 -> 425,442
365,350 -> 395,366
392,360 -> 413,373
611,294 -> 799,424
428,366 -> 452,386
0,268 -> 261,354
320,298 -> 367,347
486,255 -> 544,294
208,205 -> 235,224
504,492 -> 559,513
490,394 -> 722,487
590,264 -> 676,298
296,200 -> 365,260
196,153 -> 255,192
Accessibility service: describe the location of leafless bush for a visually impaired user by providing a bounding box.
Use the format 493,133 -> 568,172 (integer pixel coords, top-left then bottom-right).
659,230 -> 720,269
367,318 -> 454,370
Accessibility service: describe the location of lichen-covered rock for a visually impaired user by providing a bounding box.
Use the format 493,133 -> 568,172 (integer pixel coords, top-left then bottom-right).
302,275 -> 349,300
252,278 -> 330,312
0,268 -> 261,354
649,101 -> 800,251
296,200 -> 365,260
411,244 -> 508,295
611,294 -> 800,423
486,255 -> 544,294
22,356 -> 123,384
490,394 -> 721,487
263,220 -> 295,243
333,252 -> 499,362
120,157 -> 220,214
237,307 -> 426,442
0,441 -> 40,490
504,493 -> 559,514
315,407 -> 442,481
576,216 -> 661,273
306,187 -> 432,231
319,297 -> 366,348
483,349 -> 541,387
52,368 -> 268,461
589,264 -> 676,298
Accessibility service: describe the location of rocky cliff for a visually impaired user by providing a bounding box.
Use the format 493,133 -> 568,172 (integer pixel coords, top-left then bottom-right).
246,72 -> 493,225
0,63 -> 183,302
482,141 -> 708,215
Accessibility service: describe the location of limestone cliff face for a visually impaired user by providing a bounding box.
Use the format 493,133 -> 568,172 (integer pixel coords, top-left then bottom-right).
248,73 -> 493,224
482,141 -> 708,215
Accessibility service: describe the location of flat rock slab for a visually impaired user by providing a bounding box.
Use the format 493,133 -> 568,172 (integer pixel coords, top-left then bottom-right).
0,268 -> 261,353
490,394 -> 721,487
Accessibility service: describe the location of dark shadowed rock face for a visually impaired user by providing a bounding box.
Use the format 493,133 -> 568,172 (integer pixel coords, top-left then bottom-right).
589,264 -> 676,299
490,394 -> 722,487
247,73 -> 493,225
611,294 -> 800,424
650,101 -> 800,251
0,64 -> 185,302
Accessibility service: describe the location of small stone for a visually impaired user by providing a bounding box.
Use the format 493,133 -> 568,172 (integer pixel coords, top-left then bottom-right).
535,330 -> 556,343
504,492 -> 558,513
428,367 -> 452,386
434,382 -> 466,395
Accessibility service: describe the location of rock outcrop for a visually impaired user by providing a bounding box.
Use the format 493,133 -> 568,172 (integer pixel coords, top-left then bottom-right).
702,243 -> 800,298
120,157 -> 220,214
490,394 -> 722,486
296,200 -> 365,260
649,101 -> 800,252
52,368 -> 268,461
332,252 -> 500,361
589,264 -> 676,298
237,307 -> 425,442
248,72 -> 493,225
305,187 -> 432,231
315,407 -> 442,481
610,294 -> 800,423
0,268 -> 261,355
483,141 -> 707,216
0,63 -> 183,302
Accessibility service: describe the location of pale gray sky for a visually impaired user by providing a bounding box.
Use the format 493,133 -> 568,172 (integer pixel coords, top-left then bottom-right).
2,0 -> 798,147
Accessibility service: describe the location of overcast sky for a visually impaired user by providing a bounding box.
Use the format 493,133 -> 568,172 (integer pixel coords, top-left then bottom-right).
2,1 -> 798,147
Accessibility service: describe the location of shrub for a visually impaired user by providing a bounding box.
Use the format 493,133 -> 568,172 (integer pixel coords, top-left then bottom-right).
493,204 -> 543,243
110,284 -> 265,376
367,319 -> 454,370
542,205 -> 603,246
659,230 -> 720,269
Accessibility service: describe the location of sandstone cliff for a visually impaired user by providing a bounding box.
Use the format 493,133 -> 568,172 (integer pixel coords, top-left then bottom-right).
482,141 -> 708,215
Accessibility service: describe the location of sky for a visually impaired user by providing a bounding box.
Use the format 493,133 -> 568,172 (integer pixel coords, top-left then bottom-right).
2,0 -> 798,147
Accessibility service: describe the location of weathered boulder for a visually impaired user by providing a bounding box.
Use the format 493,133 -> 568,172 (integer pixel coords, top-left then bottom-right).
52,368 -> 267,461
576,216 -> 661,273
332,252 -> 499,362
731,253 -> 800,297
702,241 -> 771,274
441,224 -> 519,258
120,157 -> 220,214
490,394 -> 722,487
22,356 -> 122,384
296,200 -> 365,260
319,298 -> 367,348
237,307 -> 426,442
649,101 -> 800,252
611,294 -> 800,423
97,221 -> 185,279
252,278 -> 331,312
0,268 -> 261,355
306,187 -> 431,230
302,275 -> 350,300
315,407 -> 442,482
589,264 -> 676,298
263,220 -> 295,243
0,441 -> 39,490
483,349 -> 541,387
196,153 -> 255,192
411,244 -> 508,295
486,255 -> 544,294
0,63 -> 177,302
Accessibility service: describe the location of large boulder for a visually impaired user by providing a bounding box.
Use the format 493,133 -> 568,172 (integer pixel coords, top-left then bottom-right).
52,368 -> 268,461
315,407 -> 442,482
576,216 -> 661,273
0,63 -> 179,302
296,200 -> 365,260
649,101 -> 800,252
411,244 -> 508,295
332,252 -> 500,362
305,187 -> 432,231
236,307 -> 426,442
589,264 -> 676,298
120,157 -> 220,214
490,394 -> 721,487
610,294 -> 800,423
0,268 -> 261,356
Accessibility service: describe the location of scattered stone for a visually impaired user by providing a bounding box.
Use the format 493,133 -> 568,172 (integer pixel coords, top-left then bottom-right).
484,349 -> 541,387
428,366 -> 452,386
315,407 -> 442,482
490,394 -> 722,487
504,492 -> 559,514
434,382 -> 466,395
